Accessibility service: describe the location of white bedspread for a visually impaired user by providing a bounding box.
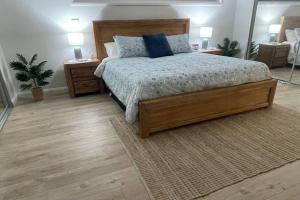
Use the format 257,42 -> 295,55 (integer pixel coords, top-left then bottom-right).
95,52 -> 271,123
282,41 -> 300,64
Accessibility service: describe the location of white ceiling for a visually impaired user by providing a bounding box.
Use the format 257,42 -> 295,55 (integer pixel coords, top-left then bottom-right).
71,0 -> 223,6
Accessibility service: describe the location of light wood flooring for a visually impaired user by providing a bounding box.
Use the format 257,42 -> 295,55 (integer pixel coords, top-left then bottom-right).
1,82 -> 300,200
271,67 -> 300,85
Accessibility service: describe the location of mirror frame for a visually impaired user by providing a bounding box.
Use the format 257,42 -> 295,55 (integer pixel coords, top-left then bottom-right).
246,0 -> 300,60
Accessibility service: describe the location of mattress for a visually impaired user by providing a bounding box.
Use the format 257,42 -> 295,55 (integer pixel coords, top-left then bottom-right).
95,52 -> 271,123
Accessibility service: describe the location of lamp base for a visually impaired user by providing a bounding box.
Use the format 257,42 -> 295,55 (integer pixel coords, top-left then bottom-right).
74,48 -> 83,60
202,39 -> 209,49
269,34 -> 277,43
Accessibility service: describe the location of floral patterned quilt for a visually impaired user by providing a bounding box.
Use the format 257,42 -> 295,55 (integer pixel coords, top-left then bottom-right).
95,52 -> 271,123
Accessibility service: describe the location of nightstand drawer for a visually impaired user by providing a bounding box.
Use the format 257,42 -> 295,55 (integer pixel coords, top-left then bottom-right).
272,58 -> 288,67
257,44 -> 290,68
64,59 -> 104,97
73,80 -> 100,94
274,49 -> 290,58
71,67 -> 96,78
73,76 -> 98,82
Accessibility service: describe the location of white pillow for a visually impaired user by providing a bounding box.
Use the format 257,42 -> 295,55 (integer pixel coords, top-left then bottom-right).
113,36 -> 148,58
166,34 -> 192,54
104,42 -> 119,58
285,29 -> 297,42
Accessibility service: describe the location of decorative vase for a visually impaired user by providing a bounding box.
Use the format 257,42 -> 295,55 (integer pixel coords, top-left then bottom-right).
31,87 -> 44,101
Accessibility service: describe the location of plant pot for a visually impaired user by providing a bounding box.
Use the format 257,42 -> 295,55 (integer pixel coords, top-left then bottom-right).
31,87 -> 44,101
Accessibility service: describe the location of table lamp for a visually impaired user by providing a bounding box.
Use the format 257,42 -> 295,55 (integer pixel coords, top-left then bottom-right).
68,32 -> 84,60
268,24 -> 281,43
200,27 -> 213,49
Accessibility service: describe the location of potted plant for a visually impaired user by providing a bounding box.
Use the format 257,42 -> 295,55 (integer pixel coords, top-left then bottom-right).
217,38 -> 241,57
10,54 -> 53,101
248,41 -> 259,60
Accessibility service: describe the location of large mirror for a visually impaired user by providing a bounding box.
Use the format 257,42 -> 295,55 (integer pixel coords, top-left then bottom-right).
247,0 -> 300,85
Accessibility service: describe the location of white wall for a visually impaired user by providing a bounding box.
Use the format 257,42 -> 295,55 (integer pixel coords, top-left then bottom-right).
0,0 -> 237,93
253,2 -> 300,44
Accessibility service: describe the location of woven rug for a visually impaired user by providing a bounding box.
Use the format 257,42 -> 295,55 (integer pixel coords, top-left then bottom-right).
110,105 -> 300,200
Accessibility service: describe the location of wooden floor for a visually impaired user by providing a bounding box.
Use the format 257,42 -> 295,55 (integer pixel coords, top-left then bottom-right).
271,67 -> 300,85
1,82 -> 300,200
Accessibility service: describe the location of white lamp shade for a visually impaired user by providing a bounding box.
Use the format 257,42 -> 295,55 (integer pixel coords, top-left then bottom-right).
200,27 -> 213,38
268,24 -> 281,34
68,33 -> 84,46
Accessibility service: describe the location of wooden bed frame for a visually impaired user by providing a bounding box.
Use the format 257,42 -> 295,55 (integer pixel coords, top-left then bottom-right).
278,16 -> 300,43
93,19 -> 278,138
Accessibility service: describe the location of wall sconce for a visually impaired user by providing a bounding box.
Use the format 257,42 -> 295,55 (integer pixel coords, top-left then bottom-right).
268,24 -> 281,43
200,27 -> 213,49
68,32 -> 84,60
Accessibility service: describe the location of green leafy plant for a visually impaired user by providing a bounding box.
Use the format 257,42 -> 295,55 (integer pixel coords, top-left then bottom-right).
9,54 -> 53,90
217,38 -> 241,57
248,41 -> 259,60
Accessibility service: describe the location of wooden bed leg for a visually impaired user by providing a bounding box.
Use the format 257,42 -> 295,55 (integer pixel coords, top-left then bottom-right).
139,103 -> 150,138
268,80 -> 278,107
139,127 -> 150,138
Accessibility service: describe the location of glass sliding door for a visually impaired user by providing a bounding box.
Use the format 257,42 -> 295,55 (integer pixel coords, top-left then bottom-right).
0,61 -> 12,130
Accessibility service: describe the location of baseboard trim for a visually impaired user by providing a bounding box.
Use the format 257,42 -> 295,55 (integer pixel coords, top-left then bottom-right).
17,87 -> 68,99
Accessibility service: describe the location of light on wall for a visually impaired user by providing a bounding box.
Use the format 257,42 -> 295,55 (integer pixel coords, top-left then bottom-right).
68,18 -> 82,32
68,33 -> 84,46
200,27 -> 213,49
68,32 -> 84,60
67,18 -> 85,60
268,24 -> 281,43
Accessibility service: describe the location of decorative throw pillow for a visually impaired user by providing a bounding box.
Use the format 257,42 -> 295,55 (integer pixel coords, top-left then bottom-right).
167,34 -> 192,54
285,29 -> 297,42
104,42 -> 119,58
143,34 -> 174,58
113,36 -> 148,58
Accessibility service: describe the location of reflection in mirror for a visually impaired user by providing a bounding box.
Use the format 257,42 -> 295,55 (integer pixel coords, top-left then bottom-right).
0,47 -> 13,130
290,28 -> 300,84
0,73 -> 10,128
0,83 -> 5,115
248,0 -> 300,85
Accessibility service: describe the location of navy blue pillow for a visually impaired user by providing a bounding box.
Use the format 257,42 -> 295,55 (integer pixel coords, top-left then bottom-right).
143,34 -> 174,58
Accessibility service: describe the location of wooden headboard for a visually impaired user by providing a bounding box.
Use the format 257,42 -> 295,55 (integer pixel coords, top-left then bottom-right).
93,19 -> 190,60
278,16 -> 300,43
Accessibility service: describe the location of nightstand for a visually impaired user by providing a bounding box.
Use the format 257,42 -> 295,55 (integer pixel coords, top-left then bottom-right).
198,48 -> 222,55
64,59 -> 105,97
257,43 -> 290,68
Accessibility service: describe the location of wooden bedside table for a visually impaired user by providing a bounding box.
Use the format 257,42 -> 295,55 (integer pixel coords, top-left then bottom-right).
64,59 -> 105,97
198,48 -> 222,55
257,43 -> 290,68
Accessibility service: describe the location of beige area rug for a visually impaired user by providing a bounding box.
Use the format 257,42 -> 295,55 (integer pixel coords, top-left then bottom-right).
110,105 -> 300,200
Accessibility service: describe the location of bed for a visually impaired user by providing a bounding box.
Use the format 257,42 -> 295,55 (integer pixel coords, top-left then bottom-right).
93,19 -> 278,138
278,16 -> 300,65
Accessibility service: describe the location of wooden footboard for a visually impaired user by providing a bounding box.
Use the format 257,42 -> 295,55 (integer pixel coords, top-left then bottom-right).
139,79 -> 278,138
